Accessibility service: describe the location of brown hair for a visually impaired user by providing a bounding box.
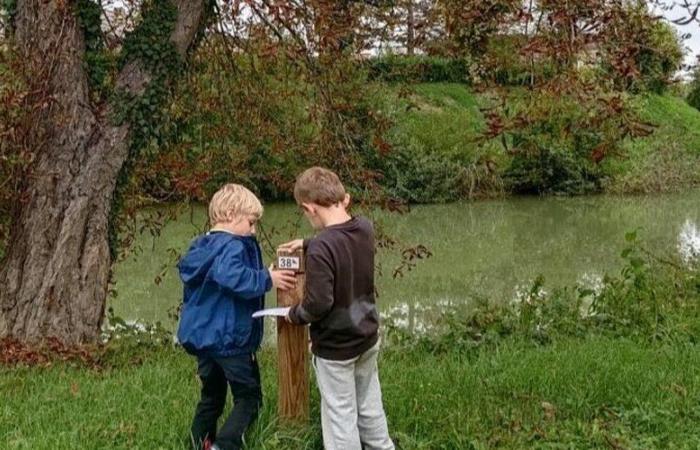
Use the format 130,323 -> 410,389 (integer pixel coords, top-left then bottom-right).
208,183 -> 263,226
293,167 -> 346,207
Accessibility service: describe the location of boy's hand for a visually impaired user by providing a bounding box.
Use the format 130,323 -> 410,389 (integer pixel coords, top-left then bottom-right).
269,264 -> 297,291
278,239 -> 304,252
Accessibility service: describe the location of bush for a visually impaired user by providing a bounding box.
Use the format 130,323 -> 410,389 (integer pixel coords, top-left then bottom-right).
504,147 -> 601,195
378,143 -> 470,203
687,67 -> 700,112
498,91 -> 619,195
385,232 -> 700,354
366,55 -> 471,84
635,20 -> 684,94
132,39 -> 390,205
378,140 -> 504,203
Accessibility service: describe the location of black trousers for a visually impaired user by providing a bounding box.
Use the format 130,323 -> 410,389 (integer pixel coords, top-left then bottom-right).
190,353 -> 262,450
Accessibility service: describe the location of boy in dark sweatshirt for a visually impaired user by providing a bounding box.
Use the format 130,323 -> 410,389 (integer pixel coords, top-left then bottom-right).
177,183 -> 296,450
281,167 -> 394,450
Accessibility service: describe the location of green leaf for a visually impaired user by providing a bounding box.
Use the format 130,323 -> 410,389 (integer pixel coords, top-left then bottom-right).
578,288 -> 595,297
630,257 -> 645,269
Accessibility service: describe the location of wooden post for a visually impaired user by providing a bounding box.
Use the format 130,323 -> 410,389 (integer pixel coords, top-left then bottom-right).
276,249 -> 309,422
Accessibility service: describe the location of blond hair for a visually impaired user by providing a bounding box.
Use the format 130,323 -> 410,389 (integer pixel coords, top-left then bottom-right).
208,184 -> 263,226
294,167 -> 346,207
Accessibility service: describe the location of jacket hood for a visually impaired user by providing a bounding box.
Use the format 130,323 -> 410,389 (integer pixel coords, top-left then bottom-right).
178,232 -> 258,285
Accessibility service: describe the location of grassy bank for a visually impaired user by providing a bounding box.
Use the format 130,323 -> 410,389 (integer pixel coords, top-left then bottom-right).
382,83 -> 700,200
606,94 -> 700,194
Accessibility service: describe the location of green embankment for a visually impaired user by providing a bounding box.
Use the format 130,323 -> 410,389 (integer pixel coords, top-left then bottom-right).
382,83 -> 700,199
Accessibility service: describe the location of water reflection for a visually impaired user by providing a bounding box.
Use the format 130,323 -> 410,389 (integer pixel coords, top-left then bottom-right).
111,190 -> 700,326
376,191 -> 700,320
381,298 -> 470,335
679,219 -> 700,266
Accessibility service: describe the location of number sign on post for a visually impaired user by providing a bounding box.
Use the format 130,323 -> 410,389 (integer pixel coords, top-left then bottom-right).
278,255 -> 300,270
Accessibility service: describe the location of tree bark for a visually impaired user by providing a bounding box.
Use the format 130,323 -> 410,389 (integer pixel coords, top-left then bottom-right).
0,0 -> 206,345
406,0 -> 415,56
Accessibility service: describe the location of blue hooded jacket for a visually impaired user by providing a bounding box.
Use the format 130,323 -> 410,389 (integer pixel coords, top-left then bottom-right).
176,231 -> 272,357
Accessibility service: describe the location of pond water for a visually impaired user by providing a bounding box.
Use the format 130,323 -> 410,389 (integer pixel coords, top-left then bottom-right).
110,190 -> 700,330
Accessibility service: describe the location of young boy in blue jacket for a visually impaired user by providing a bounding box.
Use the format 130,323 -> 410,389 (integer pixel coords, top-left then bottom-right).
177,183 -> 296,450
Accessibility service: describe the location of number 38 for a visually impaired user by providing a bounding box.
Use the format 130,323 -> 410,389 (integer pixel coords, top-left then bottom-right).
279,257 -> 298,270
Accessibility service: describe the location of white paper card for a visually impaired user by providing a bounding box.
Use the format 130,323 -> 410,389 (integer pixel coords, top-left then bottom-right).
252,306 -> 291,318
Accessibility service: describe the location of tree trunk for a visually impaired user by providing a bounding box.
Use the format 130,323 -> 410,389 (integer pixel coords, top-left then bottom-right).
406,0 -> 415,56
0,0 -> 206,345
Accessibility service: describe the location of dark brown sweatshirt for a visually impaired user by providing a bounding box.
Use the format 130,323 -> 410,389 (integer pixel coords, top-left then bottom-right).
288,216 -> 379,360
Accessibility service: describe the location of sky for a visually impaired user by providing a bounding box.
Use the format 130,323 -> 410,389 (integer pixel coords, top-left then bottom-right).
659,5 -> 700,72
675,20 -> 700,68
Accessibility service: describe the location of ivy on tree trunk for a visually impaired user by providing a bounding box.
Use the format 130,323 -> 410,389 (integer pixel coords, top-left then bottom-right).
0,0 -> 209,345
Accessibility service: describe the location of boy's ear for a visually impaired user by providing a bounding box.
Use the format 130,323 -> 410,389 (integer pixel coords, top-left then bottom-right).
300,203 -> 314,214
342,194 -> 351,208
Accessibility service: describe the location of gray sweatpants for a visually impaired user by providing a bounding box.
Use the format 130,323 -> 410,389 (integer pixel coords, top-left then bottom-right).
312,340 -> 395,450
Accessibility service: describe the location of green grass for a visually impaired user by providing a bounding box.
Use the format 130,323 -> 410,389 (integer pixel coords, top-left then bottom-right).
3,337 -> 700,449
391,84 -> 483,152
383,82 -> 503,163
381,83 -> 700,196
605,94 -> 700,194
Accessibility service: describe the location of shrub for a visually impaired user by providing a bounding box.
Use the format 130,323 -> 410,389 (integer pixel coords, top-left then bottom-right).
504,147 -> 601,195
498,91 -> 620,195
378,140 -> 504,203
385,232 -> 700,353
366,55 -> 471,84
635,20 -> 684,94
687,67 -> 700,112
378,142 -> 470,203
133,40 -> 390,205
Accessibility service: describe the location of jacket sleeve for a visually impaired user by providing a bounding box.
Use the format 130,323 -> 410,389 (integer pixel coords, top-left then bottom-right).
211,243 -> 273,300
289,246 -> 334,325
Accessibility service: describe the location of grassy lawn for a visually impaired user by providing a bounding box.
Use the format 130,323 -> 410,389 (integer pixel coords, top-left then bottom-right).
386,82 -> 489,160
3,336 -> 700,449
